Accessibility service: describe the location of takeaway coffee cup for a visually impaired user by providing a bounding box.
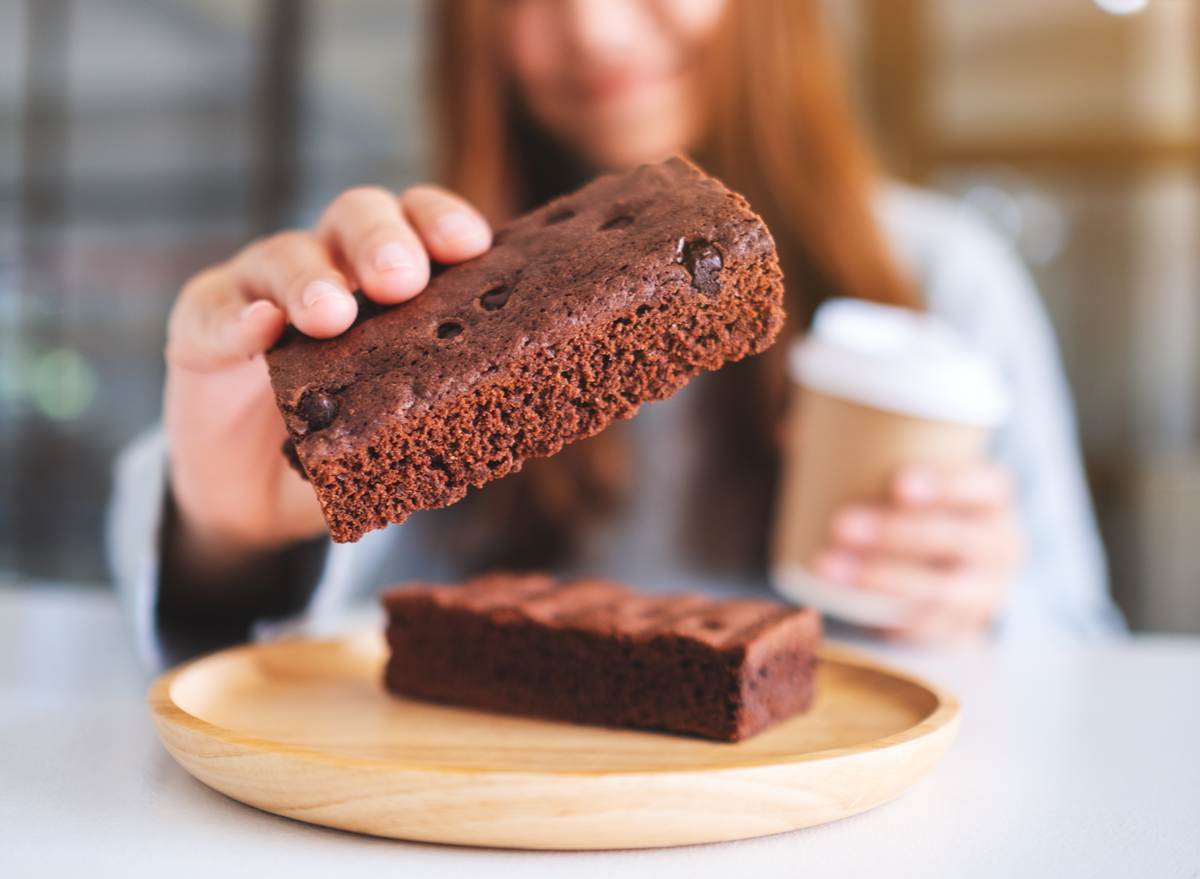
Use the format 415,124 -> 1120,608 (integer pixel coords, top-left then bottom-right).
771,299 -> 1011,627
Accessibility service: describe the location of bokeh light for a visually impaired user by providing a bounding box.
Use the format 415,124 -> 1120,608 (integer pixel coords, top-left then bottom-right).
27,348 -> 97,422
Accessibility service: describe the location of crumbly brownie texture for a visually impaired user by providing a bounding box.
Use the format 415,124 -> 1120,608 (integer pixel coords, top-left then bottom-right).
382,573 -> 822,742
267,157 -> 785,543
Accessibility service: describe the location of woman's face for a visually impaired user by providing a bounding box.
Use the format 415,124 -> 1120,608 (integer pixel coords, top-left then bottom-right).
502,0 -> 727,172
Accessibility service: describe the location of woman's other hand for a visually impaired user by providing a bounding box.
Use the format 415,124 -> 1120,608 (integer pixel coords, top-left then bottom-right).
811,463 -> 1026,642
163,185 -> 491,569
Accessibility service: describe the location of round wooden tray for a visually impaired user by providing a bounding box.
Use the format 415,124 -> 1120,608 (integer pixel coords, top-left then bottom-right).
148,633 -> 960,850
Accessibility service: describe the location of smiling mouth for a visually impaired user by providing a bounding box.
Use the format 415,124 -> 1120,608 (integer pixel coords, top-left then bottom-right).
576,63 -> 682,106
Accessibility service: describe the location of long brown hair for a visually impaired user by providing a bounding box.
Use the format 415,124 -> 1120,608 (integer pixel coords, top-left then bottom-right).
430,0 -> 917,575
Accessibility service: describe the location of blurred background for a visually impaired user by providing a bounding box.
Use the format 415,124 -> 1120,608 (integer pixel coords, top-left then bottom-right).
0,0 -> 1197,634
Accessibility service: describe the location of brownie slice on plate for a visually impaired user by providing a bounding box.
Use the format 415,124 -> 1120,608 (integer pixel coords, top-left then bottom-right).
382,573 -> 821,742
267,157 -> 785,543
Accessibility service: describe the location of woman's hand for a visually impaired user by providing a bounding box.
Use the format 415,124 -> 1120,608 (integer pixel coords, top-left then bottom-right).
163,185 -> 491,571
811,463 -> 1026,642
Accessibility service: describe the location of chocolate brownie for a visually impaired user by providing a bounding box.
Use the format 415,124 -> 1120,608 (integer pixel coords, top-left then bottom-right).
382,573 -> 822,742
267,157 -> 785,543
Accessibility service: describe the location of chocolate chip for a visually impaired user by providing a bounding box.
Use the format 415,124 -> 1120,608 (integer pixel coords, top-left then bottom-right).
480,285 -> 511,311
298,389 -> 339,433
600,214 -> 635,231
437,320 -> 464,339
545,209 -> 575,226
679,239 -> 723,296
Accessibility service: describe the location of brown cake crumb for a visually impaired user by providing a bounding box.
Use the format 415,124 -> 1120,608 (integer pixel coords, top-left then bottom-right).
266,157 -> 785,543
382,573 -> 822,742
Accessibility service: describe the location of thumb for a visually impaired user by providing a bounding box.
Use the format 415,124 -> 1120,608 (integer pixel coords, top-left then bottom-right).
166,269 -> 287,373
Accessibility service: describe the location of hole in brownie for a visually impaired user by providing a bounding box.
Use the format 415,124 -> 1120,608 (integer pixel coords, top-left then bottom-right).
491,229 -> 511,247
678,238 -> 723,296
437,320 -> 464,339
636,304 -> 650,317
479,285 -> 511,311
545,208 -> 575,226
600,214 -> 635,231
702,620 -> 723,631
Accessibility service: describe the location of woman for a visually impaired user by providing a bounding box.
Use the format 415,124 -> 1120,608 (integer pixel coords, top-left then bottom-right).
111,0 -> 1124,667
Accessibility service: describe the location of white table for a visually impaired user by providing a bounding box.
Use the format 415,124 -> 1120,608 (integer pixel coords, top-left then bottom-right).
2,583 -> 1199,878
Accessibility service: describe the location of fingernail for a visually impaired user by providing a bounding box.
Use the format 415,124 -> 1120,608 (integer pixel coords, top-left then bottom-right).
815,551 -> 860,585
432,212 -> 484,247
224,301 -> 269,356
301,280 -> 348,310
239,300 -> 271,323
372,242 -> 414,276
898,468 -> 939,504
836,509 -> 881,546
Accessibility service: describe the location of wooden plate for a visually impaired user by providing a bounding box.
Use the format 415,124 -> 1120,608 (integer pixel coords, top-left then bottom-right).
148,633 -> 959,850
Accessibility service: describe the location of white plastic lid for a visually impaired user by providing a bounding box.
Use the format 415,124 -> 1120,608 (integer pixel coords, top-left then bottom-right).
790,299 -> 1011,427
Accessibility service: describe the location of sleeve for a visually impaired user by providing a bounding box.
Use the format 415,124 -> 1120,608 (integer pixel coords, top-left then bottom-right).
879,186 -> 1127,640
105,426 -> 395,670
106,426 -> 170,669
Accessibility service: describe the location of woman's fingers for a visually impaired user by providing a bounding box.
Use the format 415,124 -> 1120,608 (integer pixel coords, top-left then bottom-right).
813,548 -> 944,600
891,463 -> 1015,512
166,266 -> 287,372
812,461 -> 1026,641
315,185 -> 491,304
830,504 -> 1017,568
235,230 -> 358,336
317,187 -> 431,304
167,231 -> 359,371
400,185 -> 492,264
168,184 -> 493,374
872,604 -> 992,643
818,548 -> 998,621
828,462 -> 1023,569
813,549 -> 996,641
